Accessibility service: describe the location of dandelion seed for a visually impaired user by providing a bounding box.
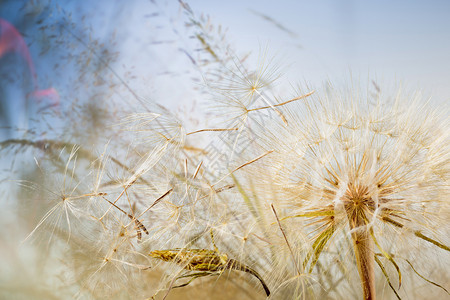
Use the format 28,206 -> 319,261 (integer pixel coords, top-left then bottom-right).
23,146 -> 92,245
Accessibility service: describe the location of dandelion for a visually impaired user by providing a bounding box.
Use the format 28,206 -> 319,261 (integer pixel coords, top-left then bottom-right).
227,80 -> 450,299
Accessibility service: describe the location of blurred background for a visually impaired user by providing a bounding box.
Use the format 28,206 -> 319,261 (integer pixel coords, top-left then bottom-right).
1,0 -> 450,137
0,0 -> 449,298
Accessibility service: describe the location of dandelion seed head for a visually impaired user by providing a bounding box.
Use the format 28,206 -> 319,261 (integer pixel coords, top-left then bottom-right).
223,79 -> 449,297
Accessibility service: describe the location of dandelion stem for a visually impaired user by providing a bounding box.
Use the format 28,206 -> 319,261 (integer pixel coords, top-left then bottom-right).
346,208 -> 376,300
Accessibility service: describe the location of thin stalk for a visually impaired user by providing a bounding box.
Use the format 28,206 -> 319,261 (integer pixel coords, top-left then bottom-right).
346,207 -> 376,300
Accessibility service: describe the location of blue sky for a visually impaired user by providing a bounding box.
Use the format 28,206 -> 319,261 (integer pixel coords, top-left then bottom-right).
1,0 -> 449,126
186,0 -> 450,102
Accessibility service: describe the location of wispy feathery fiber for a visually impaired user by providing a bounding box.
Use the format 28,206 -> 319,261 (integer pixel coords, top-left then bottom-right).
8,2 -> 449,299
224,80 -> 449,299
